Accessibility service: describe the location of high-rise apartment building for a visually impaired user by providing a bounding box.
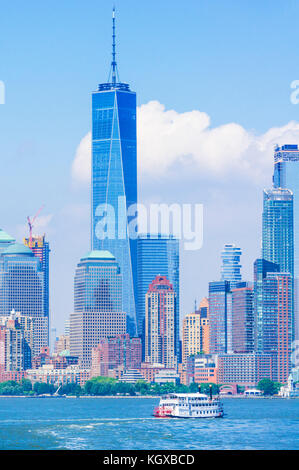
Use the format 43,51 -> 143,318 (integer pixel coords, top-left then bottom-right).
221,244 -> 242,288
70,250 -> 126,367
137,234 -> 179,354
208,281 -> 231,354
231,285 -> 254,353
145,276 -> 177,369
182,298 -> 209,363
91,10 -> 137,335
0,312 -> 33,371
91,334 -> 142,377
262,272 -> 292,383
262,188 -> 294,276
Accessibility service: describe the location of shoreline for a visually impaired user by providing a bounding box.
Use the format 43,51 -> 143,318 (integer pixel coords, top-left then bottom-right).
0,394 -> 297,399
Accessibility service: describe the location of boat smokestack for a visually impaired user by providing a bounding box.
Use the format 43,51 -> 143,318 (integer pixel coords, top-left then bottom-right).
198,385 -> 201,393
209,384 -> 213,400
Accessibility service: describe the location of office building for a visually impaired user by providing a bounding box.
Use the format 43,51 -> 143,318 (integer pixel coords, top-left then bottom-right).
273,144 -> 299,340
70,250 -> 126,367
0,228 -> 15,253
91,10 -> 137,335
217,353 -> 274,386
137,233 -> 179,356
221,244 -> 242,288
0,243 -> 48,356
231,285 -> 254,353
208,281 -> 231,354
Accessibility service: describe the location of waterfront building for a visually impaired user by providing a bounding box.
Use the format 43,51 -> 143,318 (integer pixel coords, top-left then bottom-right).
0,313 -> 33,371
231,285 -> 254,353
91,10 -> 137,335
145,276 -> 177,369
70,250 -> 126,368
220,244 -> 242,288
91,334 -> 141,378
0,243 -> 48,356
273,144 -> 299,341
193,354 -> 218,385
208,281 -> 231,354
253,259 -> 280,352
26,364 -> 90,387
217,353 -> 274,386
262,272 -> 293,383
137,233 -> 180,356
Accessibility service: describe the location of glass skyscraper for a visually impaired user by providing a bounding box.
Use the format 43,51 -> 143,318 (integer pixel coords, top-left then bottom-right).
0,242 -> 48,356
91,10 -> 137,335
137,234 -> 180,357
220,244 -> 242,288
253,258 -> 279,352
208,280 -> 231,354
273,144 -> 299,341
262,188 -> 294,276
70,250 -> 126,367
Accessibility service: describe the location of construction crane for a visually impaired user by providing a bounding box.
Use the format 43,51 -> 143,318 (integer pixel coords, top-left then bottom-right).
27,205 -> 44,248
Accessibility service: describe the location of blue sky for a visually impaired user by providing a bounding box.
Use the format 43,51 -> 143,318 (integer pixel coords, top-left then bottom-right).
1,0 -> 299,334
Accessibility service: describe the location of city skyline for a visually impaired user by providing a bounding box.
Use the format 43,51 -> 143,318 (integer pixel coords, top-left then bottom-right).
2,1 -> 299,333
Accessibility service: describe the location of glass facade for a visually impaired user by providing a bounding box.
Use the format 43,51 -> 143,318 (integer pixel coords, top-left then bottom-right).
137,234 -> 180,357
0,243 -> 48,356
220,244 -> 242,288
74,251 -> 122,314
273,144 -> 299,341
208,281 -> 230,354
91,84 -> 137,335
253,258 -> 279,352
262,188 -> 294,276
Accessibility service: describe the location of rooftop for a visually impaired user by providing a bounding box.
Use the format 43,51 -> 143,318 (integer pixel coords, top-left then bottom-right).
0,229 -> 15,243
80,250 -> 116,261
2,243 -> 34,256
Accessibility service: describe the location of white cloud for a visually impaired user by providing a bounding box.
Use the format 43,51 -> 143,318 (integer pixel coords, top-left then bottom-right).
71,100 -> 299,184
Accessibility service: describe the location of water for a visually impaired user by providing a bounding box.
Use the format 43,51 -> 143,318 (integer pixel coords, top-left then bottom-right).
0,397 -> 298,450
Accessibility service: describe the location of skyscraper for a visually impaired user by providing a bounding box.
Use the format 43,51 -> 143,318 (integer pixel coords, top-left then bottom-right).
220,244 -> 242,288
0,228 -> 15,253
262,272 -> 292,383
231,285 -> 254,353
262,188 -> 294,276
273,144 -> 299,341
91,9 -> 137,335
70,250 -> 126,367
262,187 -> 294,348
0,243 -> 48,356
145,275 -> 176,369
137,234 -> 179,356
253,258 -> 280,352
208,281 -> 231,354
24,235 -> 50,327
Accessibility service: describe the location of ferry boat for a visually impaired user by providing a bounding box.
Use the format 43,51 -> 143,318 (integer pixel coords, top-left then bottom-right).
154,391 -> 224,418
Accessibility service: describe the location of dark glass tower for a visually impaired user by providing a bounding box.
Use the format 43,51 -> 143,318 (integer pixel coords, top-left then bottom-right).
91,9 -> 137,334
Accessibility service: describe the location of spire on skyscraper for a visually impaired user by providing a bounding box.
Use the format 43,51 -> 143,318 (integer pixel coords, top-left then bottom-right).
109,6 -> 120,85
